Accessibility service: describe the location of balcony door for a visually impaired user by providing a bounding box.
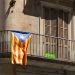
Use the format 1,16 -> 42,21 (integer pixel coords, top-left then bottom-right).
43,7 -> 69,59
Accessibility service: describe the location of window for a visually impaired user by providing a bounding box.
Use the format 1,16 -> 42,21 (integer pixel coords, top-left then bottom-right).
43,7 -> 69,59
44,7 -> 69,38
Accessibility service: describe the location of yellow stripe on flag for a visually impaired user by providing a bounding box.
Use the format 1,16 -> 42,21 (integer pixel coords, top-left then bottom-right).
11,33 -> 14,64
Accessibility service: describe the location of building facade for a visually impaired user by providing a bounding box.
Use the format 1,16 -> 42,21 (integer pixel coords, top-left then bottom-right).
0,0 -> 75,75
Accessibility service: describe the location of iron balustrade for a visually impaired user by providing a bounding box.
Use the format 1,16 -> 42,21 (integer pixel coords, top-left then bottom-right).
0,30 -> 75,62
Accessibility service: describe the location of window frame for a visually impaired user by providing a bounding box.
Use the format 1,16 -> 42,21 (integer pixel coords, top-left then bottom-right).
40,1 -> 72,40
39,1 -> 73,59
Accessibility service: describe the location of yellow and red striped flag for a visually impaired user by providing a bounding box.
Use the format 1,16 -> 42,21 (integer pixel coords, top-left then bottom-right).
11,32 -> 31,65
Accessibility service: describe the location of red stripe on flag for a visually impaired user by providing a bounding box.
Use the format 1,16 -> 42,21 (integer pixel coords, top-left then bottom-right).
22,36 -> 31,65
22,41 -> 26,65
13,36 -> 17,64
18,41 -> 21,64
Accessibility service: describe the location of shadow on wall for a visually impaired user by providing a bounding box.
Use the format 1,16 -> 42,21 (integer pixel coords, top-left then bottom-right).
0,0 -> 5,29
22,0 -> 73,24
23,0 -> 40,17
0,0 -> 16,30
6,0 -> 16,18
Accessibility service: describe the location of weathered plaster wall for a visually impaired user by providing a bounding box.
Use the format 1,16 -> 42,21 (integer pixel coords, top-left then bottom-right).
4,0 -> 40,33
0,0 -> 74,32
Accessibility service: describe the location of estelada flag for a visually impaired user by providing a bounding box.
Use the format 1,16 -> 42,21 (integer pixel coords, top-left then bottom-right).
11,32 -> 31,65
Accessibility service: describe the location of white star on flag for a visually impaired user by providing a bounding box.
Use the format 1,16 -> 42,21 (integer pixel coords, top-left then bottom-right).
20,35 -> 24,39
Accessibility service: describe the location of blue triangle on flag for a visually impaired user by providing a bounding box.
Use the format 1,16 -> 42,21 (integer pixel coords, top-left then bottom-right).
14,32 -> 31,42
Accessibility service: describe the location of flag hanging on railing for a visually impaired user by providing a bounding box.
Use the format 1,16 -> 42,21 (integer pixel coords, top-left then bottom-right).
11,31 -> 31,65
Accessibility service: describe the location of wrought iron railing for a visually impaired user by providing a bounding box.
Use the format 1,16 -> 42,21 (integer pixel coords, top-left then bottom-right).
0,30 -> 75,62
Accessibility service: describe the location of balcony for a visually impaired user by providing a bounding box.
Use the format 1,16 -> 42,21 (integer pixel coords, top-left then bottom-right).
0,30 -> 75,64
